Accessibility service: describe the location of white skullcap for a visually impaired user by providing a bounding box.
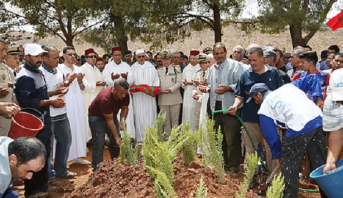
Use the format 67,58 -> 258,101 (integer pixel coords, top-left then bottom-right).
135,49 -> 145,55
207,53 -> 213,58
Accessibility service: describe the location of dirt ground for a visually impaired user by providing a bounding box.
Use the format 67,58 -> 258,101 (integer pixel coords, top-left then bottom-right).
12,147 -> 322,198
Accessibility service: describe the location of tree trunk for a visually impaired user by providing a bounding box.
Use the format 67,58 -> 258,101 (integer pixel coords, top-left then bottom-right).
213,3 -> 222,43
289,25 -> 307,49
111,14 -> 128,52
65,35 -> 74,47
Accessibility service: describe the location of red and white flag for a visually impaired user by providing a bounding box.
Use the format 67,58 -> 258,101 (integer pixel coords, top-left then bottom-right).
327,10 -> 343,31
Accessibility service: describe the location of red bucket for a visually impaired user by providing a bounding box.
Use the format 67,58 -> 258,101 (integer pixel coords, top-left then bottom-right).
8,111 -> 44,139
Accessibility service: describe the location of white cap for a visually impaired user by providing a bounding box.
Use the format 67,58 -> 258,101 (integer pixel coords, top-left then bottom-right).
135,49 -> 145,55
207,53 -> 213,58
330,68 -> 343,101
24,43 -> 47,56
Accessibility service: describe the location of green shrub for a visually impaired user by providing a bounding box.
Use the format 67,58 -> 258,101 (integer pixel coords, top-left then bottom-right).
118,119 -> 137,165
196,176 -> 208,198
235,152 -> 259,198
180,122 -> 198,166
266,172 -> 285,198
198,116 -> 225,183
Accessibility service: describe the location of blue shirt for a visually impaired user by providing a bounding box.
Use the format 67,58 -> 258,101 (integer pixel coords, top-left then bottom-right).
14,63 -> 51,126
235,65 -> 284,123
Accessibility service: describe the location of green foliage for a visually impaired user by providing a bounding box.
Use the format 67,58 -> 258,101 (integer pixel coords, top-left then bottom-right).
180,122 -> 197,166
196,176 -> 208,198
3,0 -> 102,45
256,0 -> 336,46
266,173 -> 285,198
156,112 -> 166,142
143,112 -> 190,198
235,152 -> 260,198
198,116 -> 225,183
146,167 -> 177,198
118,119 -> 137,165
143,112 -> 167,175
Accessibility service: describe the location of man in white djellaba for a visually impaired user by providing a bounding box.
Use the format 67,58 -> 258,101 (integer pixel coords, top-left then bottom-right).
58,46 -> 90,165
131,49 -> 160,143
102,46 -> 135,139
81,48 -> 105,142
182,50 -> 201,131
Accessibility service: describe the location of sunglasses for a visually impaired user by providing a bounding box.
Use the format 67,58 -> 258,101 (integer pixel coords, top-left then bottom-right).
86,55 -> 97,58
67,53 -> 77,56
77,59 -> 81,61
137,56 -> 145,58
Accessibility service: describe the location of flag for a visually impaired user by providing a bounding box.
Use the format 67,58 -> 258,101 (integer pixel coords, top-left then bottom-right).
130,84 -> 160,97
327,10 -> 343,31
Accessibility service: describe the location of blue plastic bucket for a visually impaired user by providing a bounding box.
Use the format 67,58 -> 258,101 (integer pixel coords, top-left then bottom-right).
310,159 -> 343,198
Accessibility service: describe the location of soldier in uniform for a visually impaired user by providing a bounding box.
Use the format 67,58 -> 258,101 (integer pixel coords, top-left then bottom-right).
157,50 -> 182,140
0,38 -> 15,136
192,54 -> 210,131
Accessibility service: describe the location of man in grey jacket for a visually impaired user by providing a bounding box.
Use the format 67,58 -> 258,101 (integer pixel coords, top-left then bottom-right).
199,42 -> 246,174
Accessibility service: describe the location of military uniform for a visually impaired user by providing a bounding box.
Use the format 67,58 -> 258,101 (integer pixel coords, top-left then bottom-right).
157,63 -> 182,140
0,62 -> 15,136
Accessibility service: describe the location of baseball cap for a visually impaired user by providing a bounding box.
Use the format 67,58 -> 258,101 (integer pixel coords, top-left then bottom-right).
329,68 -> 343,101
263,50 -> 276,60
246,83 -> 269,103
24,43 -> 47,56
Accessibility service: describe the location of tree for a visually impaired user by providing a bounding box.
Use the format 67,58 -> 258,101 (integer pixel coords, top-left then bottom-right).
76,0 -> 148,52
257,0 -> 336,48
143,0 -> 246,49
3,0 -> 103,46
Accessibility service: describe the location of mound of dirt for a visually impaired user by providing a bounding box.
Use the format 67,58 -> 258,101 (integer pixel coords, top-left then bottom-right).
67,156 -> 260,198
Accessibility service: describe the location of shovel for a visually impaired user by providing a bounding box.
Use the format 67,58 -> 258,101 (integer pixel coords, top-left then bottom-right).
266,162 -> 281,184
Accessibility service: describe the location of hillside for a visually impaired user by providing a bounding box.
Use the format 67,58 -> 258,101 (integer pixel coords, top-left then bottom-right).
7,25 -> 343,56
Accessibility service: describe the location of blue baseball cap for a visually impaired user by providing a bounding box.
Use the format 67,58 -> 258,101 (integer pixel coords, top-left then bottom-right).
246,83 -> 269,103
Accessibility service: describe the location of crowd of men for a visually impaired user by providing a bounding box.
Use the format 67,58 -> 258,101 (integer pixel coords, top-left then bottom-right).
0,35 -> 343,198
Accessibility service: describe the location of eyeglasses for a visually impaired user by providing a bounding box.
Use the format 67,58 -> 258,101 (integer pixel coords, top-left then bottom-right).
86,55 -> 97,58
137,56 -> 145,58
77,59 -> 81,61
67,53 -> 77,56
284,57 -> 291,59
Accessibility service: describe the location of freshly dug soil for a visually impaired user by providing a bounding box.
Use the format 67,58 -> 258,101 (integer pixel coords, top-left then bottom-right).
67,156 -> 260,198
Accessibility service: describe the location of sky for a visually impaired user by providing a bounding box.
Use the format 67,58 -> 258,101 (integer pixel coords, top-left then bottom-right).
5,0 -> 343,33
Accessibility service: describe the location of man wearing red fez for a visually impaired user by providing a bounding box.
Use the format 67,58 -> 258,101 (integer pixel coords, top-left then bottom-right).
181,50 -> 201,131
102,46 -> 135,140
81,48 -> 106,143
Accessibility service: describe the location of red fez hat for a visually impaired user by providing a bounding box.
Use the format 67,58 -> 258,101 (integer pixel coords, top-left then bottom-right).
111,46 -> 122,53
85,48 -> 95,56
96,57 -> 103,62
190,50 -> 199,56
